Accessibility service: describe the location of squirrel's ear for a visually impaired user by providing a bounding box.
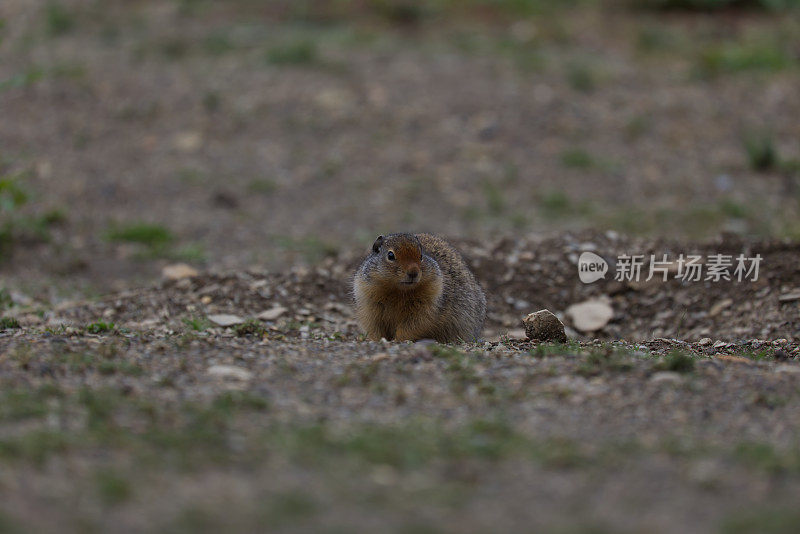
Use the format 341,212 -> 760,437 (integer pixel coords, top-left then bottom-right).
372,235 -> 384,254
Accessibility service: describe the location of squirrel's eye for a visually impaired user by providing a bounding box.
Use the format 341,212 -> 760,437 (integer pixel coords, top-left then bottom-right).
387,251 -> 395,261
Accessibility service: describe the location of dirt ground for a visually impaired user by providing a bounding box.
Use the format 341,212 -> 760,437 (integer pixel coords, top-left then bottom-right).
2,1 -> 800,533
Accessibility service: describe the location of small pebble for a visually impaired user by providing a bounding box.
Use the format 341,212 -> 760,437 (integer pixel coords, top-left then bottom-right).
207,365 -> 253,381
208,314 -> 245,327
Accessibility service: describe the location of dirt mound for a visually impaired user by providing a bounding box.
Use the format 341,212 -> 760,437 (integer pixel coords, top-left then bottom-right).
36,232 -> 799,343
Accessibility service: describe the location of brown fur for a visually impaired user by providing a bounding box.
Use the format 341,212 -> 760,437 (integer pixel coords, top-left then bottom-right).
353,233 -> 486,342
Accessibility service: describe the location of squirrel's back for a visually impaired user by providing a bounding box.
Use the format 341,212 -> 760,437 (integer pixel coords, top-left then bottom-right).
353,233 -> 486,342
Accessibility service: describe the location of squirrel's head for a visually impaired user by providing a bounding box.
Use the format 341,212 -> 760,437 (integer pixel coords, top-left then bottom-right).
369,233 -> 436,290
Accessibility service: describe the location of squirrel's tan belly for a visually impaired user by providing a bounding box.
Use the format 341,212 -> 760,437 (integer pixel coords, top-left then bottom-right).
382,298 -> 439,341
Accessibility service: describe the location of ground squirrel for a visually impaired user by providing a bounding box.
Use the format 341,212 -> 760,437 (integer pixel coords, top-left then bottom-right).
353,233 -> 486,342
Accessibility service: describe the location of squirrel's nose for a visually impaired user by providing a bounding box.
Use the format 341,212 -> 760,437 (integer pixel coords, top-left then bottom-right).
407,269 -> 419,280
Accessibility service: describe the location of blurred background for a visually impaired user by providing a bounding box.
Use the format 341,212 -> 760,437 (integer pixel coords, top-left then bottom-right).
1,0 -> 799,299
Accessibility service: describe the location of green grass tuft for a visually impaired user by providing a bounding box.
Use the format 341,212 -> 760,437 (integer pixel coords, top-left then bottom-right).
655,350 -> 696,373
0,317 -> 20,329
578,346 -> 636,376
482,180 -> 506,215
95,469 -> 133,505
273,235 -> 338,264
641,0 -> 800,10
86,321 -> 115,334
183,316 -> 212,332
203,33 -> 236,56
45,2 -> 75,36
720,507 -> 800,534
529,341 -> 581,358
266,40 -> 319,65
0,289 -> 13,310
263,491 -> 318,526
697,41 -> 794,78
565,62 -> 597,93
234,319 -> 268,338
744,132 -> 778,172
248,179 -> 278,195
107,222 -> 174,247
560,148 -> 596,169
212,391 -> 270,413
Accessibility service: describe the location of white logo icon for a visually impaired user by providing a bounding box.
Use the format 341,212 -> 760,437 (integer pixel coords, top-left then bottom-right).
578,252 -> 608,284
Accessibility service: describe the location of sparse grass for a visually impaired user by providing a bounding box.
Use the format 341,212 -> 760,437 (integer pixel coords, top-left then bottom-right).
283,418 -> 526,469
720,507 -> 800,534
266,40 -> 319,65
560,148 -> 597,169
171,243 -> 207,263
1,62 -> 88,94
0,289 -> 12,310
202,92 -> 221,112
284,0 -> 577,26
0,509 -> 20,533
234,319 -> 268,337
0,171 -> 63,253
744,132 -> 779,172
105,222 -> 194,260
183,316 -> 212,332
212,391 -> 270,413
719,198 -> 749,219
107,222 -> 173,247
0,382 -> 537,471
336,360 -> 382,387
733,442 -> 800,474
0,317 -> 20,329
599,198 -> 796,239
696,40 -> 795,78
0,174 -> 30,248
646,0 -> 800,11
95,469 -> 133,505
636,25 -> 681,53
203,32 -> 236,55
273,235 -> 337,264
482,179 -> 506,215
248,179 -> 278,195
624,115 -> 652,140
45,2 -> 75,37
740,348 -> 775,361
159,38 -> 190,60
40,208 -> 67,226
263,491 -> 318,526
86,321 -> 115,334
529,341 -> 581,358
578,345 -> 636,376
0,68 -> 45,93
431,345 -> 501,398
176,169 -> 205,184
370,0 -> 430,25
535,190 -> 594,220
0,429 -> 71,465
565,62 -> 597,93
0,387 -> 61,422
752,391 -> 788,408
655,350 -> 696,373
539,190 -> 572,215
2,336 -> 800,529
98,360 -> 144,376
